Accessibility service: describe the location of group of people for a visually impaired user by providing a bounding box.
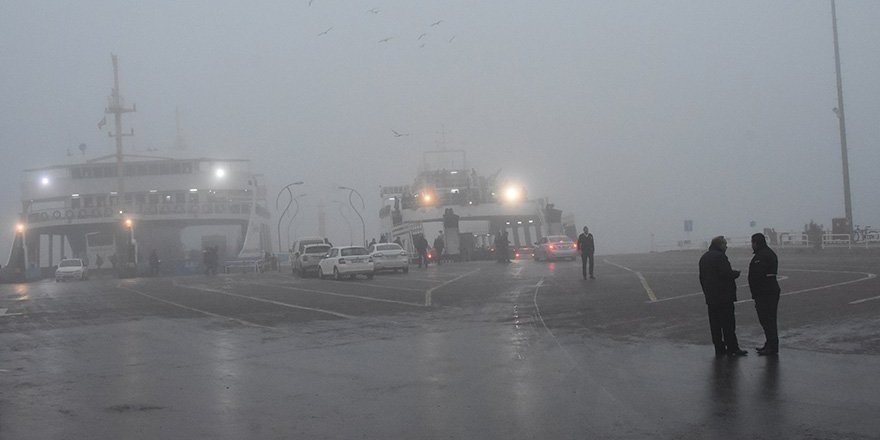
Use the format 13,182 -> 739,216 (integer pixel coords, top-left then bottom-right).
699,233 -> 781,357
412,232 -> 447,268
494,231 -> 510,263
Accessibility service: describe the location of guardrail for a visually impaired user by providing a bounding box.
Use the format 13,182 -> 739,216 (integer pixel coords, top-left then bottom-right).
224,259 -> 264,274
26,202 -> 254,224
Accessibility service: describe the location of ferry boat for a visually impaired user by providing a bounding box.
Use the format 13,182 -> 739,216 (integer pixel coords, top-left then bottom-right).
379,150 -> 575,260
2,56 -> 271,282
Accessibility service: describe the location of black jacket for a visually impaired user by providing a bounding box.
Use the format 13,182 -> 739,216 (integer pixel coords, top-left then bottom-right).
748,245 -> 780,298
577,233 -> 595,254
699,247 -> 740,305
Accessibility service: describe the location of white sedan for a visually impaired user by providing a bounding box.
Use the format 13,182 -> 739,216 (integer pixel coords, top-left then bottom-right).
55,258 -> 88,282
317,246 -> 375,280
368,243 -> 409,273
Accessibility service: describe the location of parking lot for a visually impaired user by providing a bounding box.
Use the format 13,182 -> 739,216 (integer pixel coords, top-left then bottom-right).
2,248 -> 879,439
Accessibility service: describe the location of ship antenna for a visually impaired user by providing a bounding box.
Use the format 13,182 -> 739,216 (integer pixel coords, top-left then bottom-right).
105,54 -> 136,202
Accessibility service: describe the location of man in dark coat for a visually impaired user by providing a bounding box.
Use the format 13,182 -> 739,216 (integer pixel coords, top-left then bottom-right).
414,234 -> 429,268
749,233 -> 781,355
699,236 -> 747,357
577,226 -> 595,279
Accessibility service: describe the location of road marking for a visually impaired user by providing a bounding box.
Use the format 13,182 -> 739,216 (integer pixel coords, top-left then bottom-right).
425,269 -> 481,306
239,280 -> 425,308
0,308 -> 23,318
850,294 -> 880,304
651,278 -> 789,303
172,279 -> 358,319
314,279 -> 424,292
603,259 -> 657,302
118,286 -> 273,329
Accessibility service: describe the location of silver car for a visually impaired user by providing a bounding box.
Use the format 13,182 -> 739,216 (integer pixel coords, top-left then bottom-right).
293,244 -> 332,277
368,243 -> 409,273
55,258 -> 89,281
534,235 -> 578,261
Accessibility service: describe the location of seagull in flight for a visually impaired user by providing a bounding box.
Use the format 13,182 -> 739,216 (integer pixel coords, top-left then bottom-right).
418,33 -> 427,40
430,20 -> 443,27
317,27 -> 333,36
367,8 -> 380,14
308,0 -> 315,6
448,35 -> 456,43
392,129 -> 410,137
379,37 -> 393,43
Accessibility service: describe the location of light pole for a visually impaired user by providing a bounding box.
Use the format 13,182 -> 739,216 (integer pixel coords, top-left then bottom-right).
275,181 -> 304,254
286,193 -> 308,249
338,186 -> 365,247
332,200 -> 353,245
831,0 -> 854,236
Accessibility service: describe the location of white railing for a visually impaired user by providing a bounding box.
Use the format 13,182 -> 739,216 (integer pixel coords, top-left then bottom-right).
777,232 -> 811,248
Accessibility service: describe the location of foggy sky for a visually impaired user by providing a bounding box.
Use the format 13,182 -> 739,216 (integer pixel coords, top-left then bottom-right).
2,0 -> 879,255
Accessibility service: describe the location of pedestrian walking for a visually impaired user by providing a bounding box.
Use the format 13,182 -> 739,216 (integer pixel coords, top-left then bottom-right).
699,236 -> 747,357
749,233 -> 781,355
577,226 -> 595,279
95,254 -> 104,269
149,250 -> 160,276
414,234 -> 429,268
433,232 -> 445,265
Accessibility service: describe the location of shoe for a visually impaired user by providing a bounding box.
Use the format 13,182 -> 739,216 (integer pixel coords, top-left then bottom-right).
728,349 -> 748,357
589,275 -> 596,279
757,348 -> 778,356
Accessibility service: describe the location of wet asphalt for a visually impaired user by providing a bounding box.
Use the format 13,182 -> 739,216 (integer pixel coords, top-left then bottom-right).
2,248 -> 879,439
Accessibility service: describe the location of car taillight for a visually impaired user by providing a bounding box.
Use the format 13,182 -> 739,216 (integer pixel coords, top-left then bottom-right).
549,245 -> 555,250
573,243 -> 577,249
338,258 -> 346,264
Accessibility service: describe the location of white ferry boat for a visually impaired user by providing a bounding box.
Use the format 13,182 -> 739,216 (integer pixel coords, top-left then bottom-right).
379,150 -> 575,260
3,56 -> 271,281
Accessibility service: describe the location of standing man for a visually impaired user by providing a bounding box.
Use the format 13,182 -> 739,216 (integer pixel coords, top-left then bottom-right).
749,233 -> 781,355
577,226 -> 596,279
699,236 -> 747,357
433,232 -> 445,265
414,234 -> 429,268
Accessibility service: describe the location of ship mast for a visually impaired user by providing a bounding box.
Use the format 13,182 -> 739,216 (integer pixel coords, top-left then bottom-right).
105,54 -> 136,207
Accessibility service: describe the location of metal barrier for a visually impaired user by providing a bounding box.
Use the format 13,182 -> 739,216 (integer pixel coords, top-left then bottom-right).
777,232 -> 811,248
822,233 -> 852,248
224,259 -> 264,274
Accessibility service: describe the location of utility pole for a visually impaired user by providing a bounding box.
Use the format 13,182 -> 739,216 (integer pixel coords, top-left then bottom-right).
831,0 -> 854,235
105,54 -> 136,206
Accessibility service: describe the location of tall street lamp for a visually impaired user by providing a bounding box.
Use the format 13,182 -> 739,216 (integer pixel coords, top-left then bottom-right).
338,186 -> 365,247
332,200 -> 353,245
286,193 -> 308,250
275,181 -> 304,254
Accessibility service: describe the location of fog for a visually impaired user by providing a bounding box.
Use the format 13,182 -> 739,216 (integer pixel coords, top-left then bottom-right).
2,0 -> 879,255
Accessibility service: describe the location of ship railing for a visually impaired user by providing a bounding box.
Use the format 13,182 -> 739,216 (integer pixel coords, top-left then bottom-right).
26,202 -> 254,224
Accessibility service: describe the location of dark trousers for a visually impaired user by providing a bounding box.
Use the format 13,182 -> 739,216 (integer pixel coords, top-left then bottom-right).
581,252 -> 594,278
754,294 -> 780,350
707,302 -> 740,355
418,250 -> 428,267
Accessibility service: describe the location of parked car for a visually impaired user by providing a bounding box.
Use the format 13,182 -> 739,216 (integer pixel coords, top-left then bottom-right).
317,246 -> 375,280
289,236 -> 328,260
513,246 -> 534,259
533,235 -> 578,261
292,243 -> 332,277
368,243 -> 409,273
55,258 -> 88,281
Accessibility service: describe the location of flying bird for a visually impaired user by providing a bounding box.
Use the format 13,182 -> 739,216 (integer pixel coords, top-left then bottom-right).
430,20 -> 443,27
392,130 -> 410,137
448,35 -> 456,43
317,27 -> 333,36
418,33 -> 427,40
367,8 -> 380,14
378,37 -> 393,43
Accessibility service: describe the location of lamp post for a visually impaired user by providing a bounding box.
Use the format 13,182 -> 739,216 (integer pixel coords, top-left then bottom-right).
275,181 -> 304,254
285,193 -> 308,249
831,0 -> 854,237
332,200 -> 353,245
338,186 -> 365,247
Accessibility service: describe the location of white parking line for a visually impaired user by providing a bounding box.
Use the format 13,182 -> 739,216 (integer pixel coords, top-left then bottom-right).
118,285 -> 273,329
172,279 -> 358,319
604,259 -> 657,302
425,269 -> 481,306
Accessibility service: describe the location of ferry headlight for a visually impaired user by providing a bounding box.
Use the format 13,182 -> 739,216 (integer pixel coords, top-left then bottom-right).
16,223 -> 25,233
503,185 -> 523,203
40,176 -> 50,187
215,168 -> 226,179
